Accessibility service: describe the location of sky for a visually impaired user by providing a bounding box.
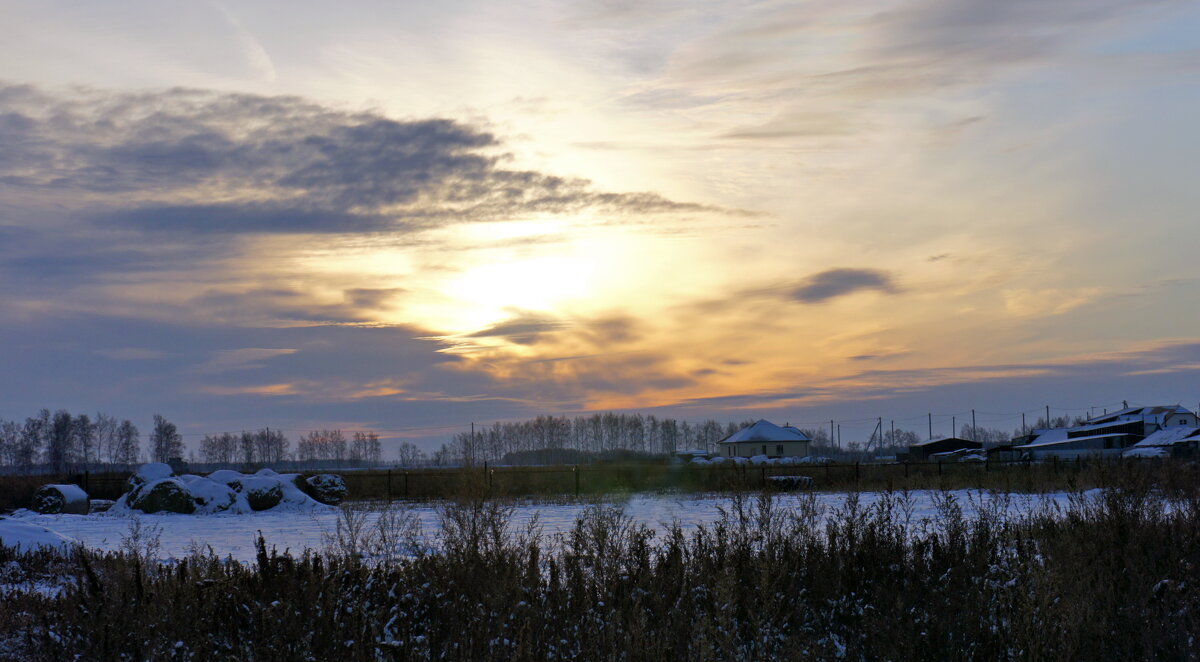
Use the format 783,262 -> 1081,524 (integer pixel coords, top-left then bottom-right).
2,0 -> 1199,452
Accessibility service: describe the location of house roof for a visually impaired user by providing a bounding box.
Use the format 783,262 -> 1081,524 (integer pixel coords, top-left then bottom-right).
719,419 -> 811,444
1085,405 -> 1193,425
1013,428 -> 1070,448
910,436 -> 979,448
1129,426 -> 1200,448
1014,432 -> 1133,450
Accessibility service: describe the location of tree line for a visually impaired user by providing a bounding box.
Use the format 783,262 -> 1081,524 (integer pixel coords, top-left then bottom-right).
433,413 -> 763,466
0,409 -> 189,472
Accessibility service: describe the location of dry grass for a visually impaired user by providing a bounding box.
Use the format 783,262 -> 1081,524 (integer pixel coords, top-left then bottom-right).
3,470 -> 1200,660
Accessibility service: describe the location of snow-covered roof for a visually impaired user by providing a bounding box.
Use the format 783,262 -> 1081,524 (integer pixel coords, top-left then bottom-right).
1015,432 -> 1130,450
911,437 -> 978,448
1129,426 -> 1200,448
719,419 -> 811,444
1085,405 -> 1193,425
1013,428 -> 1070,449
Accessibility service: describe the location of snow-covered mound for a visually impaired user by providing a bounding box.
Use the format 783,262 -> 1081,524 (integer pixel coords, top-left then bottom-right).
111,465 -> 343,515
0,519 -> 80,553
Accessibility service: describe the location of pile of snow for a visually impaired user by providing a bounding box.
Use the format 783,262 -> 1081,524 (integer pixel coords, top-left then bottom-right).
31,484 -> 90,515
1124,446 -> 1170,459
111,465 -> 342,515
699,455 -> 823,467
0,519 -> 79,553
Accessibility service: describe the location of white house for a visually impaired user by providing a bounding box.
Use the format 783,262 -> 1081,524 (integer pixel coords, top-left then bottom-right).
1013,405 -> 1196,459
718,420 -> 812,459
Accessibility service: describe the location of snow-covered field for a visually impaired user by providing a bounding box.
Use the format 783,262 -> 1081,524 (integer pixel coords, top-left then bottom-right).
2,490 -> 1083,564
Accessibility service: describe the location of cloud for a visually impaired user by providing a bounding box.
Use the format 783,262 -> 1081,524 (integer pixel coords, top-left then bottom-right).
0,83 -> 730,237
94,348 -> 171,360
789,268 -> 899,303
465,316 -> 566,343
192,348 -> 298,374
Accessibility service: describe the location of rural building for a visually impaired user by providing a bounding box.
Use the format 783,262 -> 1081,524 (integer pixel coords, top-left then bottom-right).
898,437 -> 982,462
718,420 -> 812,458
1013,405 -> 1196,459
1123,426 -> 1200,458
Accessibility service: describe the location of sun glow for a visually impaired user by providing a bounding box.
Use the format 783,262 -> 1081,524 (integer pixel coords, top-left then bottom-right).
445,255 -> 597,328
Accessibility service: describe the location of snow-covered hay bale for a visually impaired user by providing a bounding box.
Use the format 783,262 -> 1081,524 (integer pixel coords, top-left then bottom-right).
0,519 -> 80,553
295,474 -> 347,505
129,478 -> 196,514
177,475 -> 241,514
89,499 -> 115,513
30,484 -> 90,515
240,476 -> 284,511
128,462 -> 174,492
766,475 -> 814,491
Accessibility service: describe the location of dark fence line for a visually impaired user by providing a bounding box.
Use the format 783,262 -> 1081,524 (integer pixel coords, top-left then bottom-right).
1,455 -> 1188,510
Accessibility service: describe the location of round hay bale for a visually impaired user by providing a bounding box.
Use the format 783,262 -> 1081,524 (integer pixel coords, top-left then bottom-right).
179,475 -> 240,514
130,478 -> 196,514
31,484 -> 90,515
295,474 -> 347,505
127,463 -> 174,492
244,482 -> 283,511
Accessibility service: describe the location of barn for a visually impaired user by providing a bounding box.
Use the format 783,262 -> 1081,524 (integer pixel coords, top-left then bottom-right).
898,437 -> 982,462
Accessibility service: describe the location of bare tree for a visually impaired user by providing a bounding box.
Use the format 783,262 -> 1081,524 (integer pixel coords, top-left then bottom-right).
94,413 -> 119,465
150,414 -> 183,463
17,411 -> 47,472
45,409 -> 76,472
114,420 -> 140,467
200,432 -> 239,464
396,441 -> 426,467
0,419 -> 19,467
73,413 -> 96,469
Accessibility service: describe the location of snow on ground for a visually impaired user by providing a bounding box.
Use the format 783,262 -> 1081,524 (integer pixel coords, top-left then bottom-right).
4,490 -> 1084,564
0,519 -> 81,554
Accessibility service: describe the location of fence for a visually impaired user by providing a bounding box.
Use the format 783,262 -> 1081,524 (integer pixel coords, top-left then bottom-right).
1,456 -> 1188,510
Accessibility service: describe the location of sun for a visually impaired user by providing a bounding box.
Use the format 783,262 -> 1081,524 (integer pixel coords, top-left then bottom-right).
445,255 -> 596,329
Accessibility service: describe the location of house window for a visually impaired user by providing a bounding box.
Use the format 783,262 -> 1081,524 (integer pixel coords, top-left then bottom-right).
762,445 -> 767,455
776,444 -> 784,456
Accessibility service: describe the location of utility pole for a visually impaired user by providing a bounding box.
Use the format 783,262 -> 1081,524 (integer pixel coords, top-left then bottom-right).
971,409 -> 976,441
1046,405 -> 1050,428
1022,412 -> 1026,435
891,420 -> 895,447
928,413 -> 932,440
837,424 -> 841,448
830,420 -> 835,447
952,416 -> 956,438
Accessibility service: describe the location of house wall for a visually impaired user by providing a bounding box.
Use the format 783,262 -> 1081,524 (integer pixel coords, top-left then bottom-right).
1165,413 -> 1197,427
1022,435 -> 1141,459
723,440 -> 811,458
